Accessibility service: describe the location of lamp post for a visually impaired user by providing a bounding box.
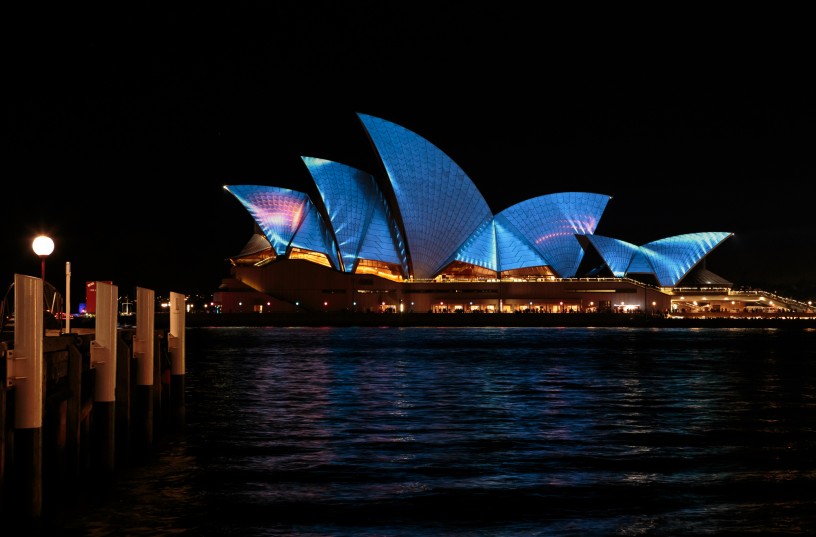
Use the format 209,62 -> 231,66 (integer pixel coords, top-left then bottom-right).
65,261 -> 71,334
32,235 -> 55,282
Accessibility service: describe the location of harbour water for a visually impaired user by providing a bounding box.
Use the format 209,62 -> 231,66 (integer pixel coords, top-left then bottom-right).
49,326 -> 816,535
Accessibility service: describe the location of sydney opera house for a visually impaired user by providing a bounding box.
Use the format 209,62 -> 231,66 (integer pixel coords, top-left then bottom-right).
213,113 -> 752,316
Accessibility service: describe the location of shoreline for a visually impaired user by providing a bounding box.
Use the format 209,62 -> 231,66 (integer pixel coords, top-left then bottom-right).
144,312 -> 816,329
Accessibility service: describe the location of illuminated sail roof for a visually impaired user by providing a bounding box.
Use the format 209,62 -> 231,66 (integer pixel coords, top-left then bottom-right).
640,232 -> 733,287
302,157 -> 405,274
358,113 -> 494,280
451,220 -> 498,272
224,115 -> 732,288
496,193 -> 610,277
494,215 -> 549,272
223,185 -> 310,256
584,232 -> 733,286
223,184 -> 340,269
583,235 -> 642,277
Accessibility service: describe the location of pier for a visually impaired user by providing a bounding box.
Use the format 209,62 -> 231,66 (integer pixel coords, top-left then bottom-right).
0,277 -> 187,531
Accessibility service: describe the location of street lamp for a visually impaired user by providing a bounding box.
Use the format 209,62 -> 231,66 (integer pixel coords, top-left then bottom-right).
32,235 -> 54,282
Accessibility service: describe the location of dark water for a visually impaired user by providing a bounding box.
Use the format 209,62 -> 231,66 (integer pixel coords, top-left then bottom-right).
53,327 -> 816,536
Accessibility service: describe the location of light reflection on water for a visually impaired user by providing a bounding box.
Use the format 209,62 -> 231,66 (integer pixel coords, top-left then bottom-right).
50,326 -> 816,536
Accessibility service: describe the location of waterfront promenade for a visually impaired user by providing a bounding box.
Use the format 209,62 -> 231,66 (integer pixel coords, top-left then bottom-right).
169,311 -> 816,329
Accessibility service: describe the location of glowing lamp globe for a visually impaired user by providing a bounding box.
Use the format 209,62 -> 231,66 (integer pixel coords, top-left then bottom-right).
32,235 -> 55,257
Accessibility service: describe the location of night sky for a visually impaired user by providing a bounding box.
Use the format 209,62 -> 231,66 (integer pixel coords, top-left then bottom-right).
6,5 -> 815,307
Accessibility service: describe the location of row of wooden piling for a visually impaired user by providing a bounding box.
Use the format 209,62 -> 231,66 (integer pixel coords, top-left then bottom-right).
1,329 -> 185,526
0,276 -> 187,530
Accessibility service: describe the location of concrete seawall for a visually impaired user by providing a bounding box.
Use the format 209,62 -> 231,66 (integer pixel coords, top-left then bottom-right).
155,311 -> 816,329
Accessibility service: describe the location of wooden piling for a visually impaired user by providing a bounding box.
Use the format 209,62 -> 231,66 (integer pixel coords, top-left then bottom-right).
14,427 -> 42,520
171,374 -> 186,429
114,330 -> 130,467
153,333 -> 162,438
132,385 -> 153,460
91,401 -> 115,483
0,382 -> 7,518
65,342 -> 82,477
